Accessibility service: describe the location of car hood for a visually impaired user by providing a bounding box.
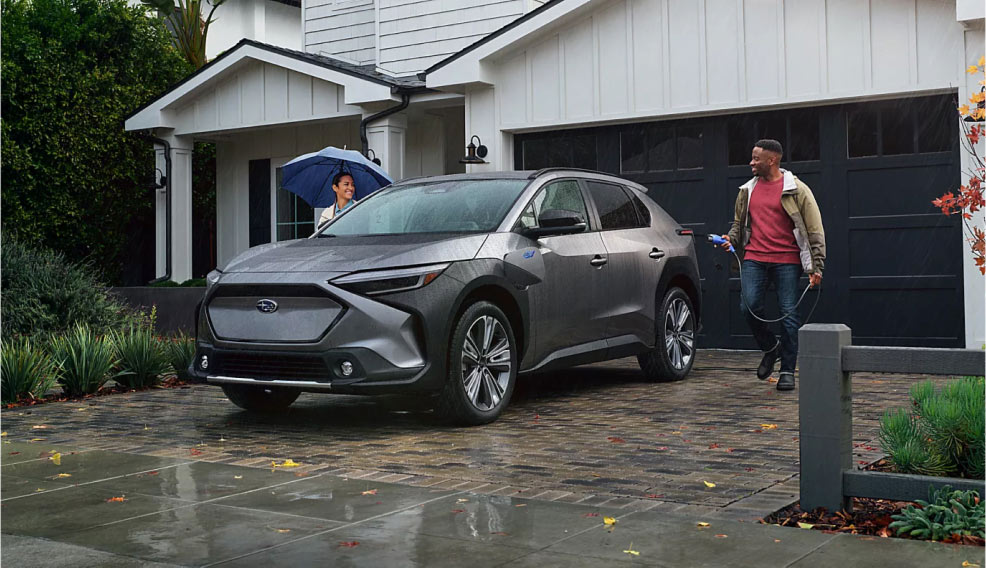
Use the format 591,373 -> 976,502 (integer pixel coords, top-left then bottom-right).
221,233 -> 490,273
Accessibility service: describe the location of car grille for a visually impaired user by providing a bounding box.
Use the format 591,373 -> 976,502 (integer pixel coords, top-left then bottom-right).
218,353 -> 330,381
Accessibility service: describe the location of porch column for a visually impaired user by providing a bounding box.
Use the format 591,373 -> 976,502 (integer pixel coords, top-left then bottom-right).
154,133 -> 194,283
364,113 -> 406,181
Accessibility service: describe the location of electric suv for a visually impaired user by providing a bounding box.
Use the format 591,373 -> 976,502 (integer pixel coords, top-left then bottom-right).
191,169 -> 702,425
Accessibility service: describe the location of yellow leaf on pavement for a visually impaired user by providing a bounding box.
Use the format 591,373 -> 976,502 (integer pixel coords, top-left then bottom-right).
961,562 -> 980,568
234,475 -> 243,480
274,528 -> 291,533
49,452 -> 61,466
56,473 -> 71,478
760,424 -> 778,430
603,516 -> 617,526
361,489 -> 378,496
797,522 -> 814,529
703,481 -> 716,488
697,522 -> 710,528
271,459 -> 301,468
623,543 -> 640,556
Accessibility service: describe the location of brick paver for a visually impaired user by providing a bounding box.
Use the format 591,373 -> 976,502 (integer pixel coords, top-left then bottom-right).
0,351 -> 930,516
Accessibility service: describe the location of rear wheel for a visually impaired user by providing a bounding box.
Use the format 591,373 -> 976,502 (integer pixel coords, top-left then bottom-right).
221,384 -> 300,412
436,301 -> 517,425
638,287 -> 695,382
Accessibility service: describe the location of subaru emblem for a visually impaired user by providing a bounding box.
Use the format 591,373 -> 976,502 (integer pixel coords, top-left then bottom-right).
256,299 -> 278,314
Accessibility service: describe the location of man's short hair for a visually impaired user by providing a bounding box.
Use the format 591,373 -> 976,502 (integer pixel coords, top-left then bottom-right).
755,139 -> 783,157
332,172 -> 353,186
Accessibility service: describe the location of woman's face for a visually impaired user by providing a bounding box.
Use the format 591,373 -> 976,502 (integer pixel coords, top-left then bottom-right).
333,175 -> 355,201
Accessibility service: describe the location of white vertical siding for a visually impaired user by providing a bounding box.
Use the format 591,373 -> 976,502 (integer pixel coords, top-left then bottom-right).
490,0 -> 965,130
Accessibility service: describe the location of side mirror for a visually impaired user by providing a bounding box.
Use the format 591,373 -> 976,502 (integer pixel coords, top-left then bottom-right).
523,209 -> 587,238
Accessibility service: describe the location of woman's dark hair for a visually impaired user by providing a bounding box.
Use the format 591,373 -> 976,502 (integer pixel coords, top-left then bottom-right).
332,172 -> 354,186
755,139 -> 784,157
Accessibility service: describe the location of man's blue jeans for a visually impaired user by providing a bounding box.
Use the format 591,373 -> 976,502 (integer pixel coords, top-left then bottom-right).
740,260 -> 803,372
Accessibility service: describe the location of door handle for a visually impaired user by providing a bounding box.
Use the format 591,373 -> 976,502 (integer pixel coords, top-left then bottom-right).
590,255 -> 607,267
649,248 -> 666,260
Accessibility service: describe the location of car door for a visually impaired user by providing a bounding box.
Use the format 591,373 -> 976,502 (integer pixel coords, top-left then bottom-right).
583,180 -> 669,348
517,179 -> 610,362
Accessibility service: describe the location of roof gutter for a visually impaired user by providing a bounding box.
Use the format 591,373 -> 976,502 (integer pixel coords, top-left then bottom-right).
136,132 -> 172,284
360,92 -> 411,158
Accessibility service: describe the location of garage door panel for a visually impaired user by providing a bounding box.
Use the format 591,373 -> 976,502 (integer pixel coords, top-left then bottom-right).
848,224 -> 960,277
847,164 -> 956,217
645,180 -> 712,225
849,288 -> 961,343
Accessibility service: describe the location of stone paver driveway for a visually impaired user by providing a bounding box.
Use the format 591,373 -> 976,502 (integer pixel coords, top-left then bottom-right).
1,351 -> 919,518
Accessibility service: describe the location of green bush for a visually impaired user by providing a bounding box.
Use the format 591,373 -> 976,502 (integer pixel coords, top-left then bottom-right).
879,376 -> 985,479
889,486 -> 984,541
163,332 -> 195,380
1,234 -> 137,337
1,336 -> 58,403
48,324 -> 117,396
112,326 -> 169,389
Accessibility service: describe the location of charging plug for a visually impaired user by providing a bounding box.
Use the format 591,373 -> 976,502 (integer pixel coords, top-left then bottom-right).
707,234 -> 734,253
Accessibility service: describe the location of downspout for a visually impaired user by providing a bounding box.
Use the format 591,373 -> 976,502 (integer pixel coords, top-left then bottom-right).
360,92 -> 411,158
137,132 -> 172,284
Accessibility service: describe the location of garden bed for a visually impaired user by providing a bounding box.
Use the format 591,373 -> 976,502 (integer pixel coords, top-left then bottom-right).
3,375 -> 194,409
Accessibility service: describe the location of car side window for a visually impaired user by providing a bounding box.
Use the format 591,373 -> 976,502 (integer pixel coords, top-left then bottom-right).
585,181 -> 641,230
629,190 -> 651,226
516,180 -> 590,231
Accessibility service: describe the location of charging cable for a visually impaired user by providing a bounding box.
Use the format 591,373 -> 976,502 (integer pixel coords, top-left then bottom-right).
707,234 -> 820,324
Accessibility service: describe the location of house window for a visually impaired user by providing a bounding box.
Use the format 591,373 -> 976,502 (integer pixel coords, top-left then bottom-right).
274,167 -> 314,241
620,123 -> 704,173
847,95 -> 956,158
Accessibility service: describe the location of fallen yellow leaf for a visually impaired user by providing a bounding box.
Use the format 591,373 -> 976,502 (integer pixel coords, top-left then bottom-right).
515,503 -> 527,507
0,432 -> 6,437
760,424 -> 778,430
35,488 -> 44,492
797,522 -> 814,529
697,522 -> 710,527
703,481 -> 716,488
32,425 -> 48,429
274,528 -> 291,533
56,473 -> 72,478
49,452 -> 61,466
361,489 -> 378,496
234,475 -> 243,480
671,431 -> 682,435
603,516 -> 617,526
623,543 -> 640,556
29,438 -> 45,442
456,498 -> 469,503
271,459 -> 301,468
774,539 -> 781,543
961,562 -> 980,568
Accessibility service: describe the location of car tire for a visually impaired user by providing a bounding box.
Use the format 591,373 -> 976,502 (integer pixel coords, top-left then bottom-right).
221,384 -> 300,412
638,287 -> 696,382
436,301 -> 518,426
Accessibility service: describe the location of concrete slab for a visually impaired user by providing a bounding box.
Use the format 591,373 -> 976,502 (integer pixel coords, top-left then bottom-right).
791,533 -> 979,568
1,534 -> 183,568
2,449 -> 186,485
0,442 -> 92,465
1,473 -> 74,499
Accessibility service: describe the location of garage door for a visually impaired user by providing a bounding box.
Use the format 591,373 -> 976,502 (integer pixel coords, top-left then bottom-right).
515,94 -> 964,348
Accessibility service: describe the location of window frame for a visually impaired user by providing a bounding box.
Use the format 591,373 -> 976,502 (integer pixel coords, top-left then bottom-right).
272,160 -> 316,242
512,178 -> 594,234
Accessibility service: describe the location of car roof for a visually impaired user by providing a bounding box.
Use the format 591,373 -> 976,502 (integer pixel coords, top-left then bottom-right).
391,168 -> 643,189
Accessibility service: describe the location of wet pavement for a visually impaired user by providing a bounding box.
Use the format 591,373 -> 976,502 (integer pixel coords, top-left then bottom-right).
1,351 -> 972,566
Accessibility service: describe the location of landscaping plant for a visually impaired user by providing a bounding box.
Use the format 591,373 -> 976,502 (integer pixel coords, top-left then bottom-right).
879,376 -> 985,479
1,336 -> 58,403
889,485 -> 985,541
113,326 -> 170,389
48,324 -> 117,396
163,332 -> 196,381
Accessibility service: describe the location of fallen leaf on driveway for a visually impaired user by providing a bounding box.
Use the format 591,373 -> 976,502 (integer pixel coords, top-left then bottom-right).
32,425 -> 49,429
456,498 -> 469,503
9,452 -> 19,455
622,543 -> 640,556
30,438 -> 45,442
703,481 -> 716,488
1,432 -> 6,436
234,475 -> 243,480
515,504 -> 527,507
189,449 -> 203,456
451,509 -> 466,514
715,534 -> 728,538
708,443 -> 720,449
338,541 -> 360,548
697,522 -> 710,528
361,489 -> 378,496
645,494 -> 664,499
797,522 -> 814,529
962,562 -> 980,567
273,528 -> 291,533
271,459 -> 301,468
607,437 -> 626,444
760,424 -> 778,430
603,517 -> 617,526
106,496 -> 127,503
55,473 -> 71,478
49,452 -> 61,466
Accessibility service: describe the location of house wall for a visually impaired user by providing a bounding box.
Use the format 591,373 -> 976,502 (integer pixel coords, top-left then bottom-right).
206,0 -> 302,58
305,0 -> 378,64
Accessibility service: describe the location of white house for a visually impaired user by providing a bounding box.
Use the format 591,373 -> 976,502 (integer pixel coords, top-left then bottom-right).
126,0 -> 985,349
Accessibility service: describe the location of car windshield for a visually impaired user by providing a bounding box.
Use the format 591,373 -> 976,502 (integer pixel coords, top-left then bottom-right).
316,179 -> 530,237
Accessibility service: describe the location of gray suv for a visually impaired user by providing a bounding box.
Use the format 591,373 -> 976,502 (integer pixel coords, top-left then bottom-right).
191,169 -> 701,425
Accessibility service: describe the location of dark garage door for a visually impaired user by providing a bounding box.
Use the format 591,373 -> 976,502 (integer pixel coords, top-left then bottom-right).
515,94 -> 964,348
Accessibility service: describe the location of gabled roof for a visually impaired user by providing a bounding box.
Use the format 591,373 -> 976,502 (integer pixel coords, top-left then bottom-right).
125,39 -> 426,128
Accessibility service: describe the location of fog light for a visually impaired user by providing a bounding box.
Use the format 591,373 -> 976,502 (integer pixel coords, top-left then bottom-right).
199,355 -> 209,370
340,361 -> 353,376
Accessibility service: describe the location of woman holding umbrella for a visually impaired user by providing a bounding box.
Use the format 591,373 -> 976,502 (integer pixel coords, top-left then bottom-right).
317,172 -> 356,227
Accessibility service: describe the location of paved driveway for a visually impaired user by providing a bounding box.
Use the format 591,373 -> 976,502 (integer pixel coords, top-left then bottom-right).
1,351 -> 912,518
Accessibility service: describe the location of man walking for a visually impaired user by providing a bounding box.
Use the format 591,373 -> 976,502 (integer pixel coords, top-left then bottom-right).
720,139 -> 825,391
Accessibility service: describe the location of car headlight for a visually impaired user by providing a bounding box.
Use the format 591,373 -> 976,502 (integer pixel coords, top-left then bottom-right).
331,263 -> 449,296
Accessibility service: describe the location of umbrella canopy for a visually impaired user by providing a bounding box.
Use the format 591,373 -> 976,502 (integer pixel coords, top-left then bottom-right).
280,147 -> 393,208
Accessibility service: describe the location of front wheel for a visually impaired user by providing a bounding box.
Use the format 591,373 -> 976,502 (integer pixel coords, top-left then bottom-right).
436,301 -> 517,426
638,287 -> 695,382
221,384 -> 300,412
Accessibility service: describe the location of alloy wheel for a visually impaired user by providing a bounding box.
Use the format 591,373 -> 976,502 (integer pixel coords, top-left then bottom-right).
460,315 -> 512,411
664,298 -> 694,370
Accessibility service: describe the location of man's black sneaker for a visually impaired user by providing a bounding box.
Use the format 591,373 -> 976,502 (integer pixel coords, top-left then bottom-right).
757,342 -> 780,380
777,372 -> 796,391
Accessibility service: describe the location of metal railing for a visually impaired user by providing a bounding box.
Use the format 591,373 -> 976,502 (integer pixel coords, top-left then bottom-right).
798,323 -> 985,512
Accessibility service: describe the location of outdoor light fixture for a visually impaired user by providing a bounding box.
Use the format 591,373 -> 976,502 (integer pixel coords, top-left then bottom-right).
145,167 -> 167,190
459,135 -> 488,164
365,148 -> 382,166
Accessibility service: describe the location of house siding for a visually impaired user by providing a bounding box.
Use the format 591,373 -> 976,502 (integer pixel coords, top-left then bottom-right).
306,0 -> 378,64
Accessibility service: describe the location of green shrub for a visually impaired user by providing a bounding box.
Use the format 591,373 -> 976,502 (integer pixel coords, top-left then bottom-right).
0,234 -> 136,337
163,332 -> 195,380
880,376 -> 985,479
1,336 -> 58,403
889,486 -> 985,541
112,327 -> 169,389
48,324 -> 117,396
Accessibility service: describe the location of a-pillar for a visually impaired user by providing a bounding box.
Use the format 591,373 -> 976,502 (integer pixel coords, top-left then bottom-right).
154,133 -> 194,283
364,113 -> 406,181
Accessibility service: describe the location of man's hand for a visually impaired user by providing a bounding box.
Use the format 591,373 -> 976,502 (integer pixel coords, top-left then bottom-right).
719,235 -> 732,251
809,273 -> 822,288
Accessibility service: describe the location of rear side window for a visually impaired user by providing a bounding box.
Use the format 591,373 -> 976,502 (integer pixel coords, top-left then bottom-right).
629,191 -> 651,226
585,181 -> 641,230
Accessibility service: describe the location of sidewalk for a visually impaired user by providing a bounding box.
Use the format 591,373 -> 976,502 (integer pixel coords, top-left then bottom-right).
1,442 -> 974,567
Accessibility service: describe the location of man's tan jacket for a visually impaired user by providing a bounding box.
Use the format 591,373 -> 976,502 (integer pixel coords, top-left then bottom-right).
727,170 -> 826,274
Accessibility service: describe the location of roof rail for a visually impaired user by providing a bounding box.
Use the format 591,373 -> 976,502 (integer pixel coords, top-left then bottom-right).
528,167 -> 613,179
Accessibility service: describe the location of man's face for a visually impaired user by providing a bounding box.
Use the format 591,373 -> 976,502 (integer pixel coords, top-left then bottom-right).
333,175 -> 355,201
749,147 -> 776,177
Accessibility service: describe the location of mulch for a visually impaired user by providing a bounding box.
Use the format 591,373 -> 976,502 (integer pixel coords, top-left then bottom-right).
3,376 -> 193,409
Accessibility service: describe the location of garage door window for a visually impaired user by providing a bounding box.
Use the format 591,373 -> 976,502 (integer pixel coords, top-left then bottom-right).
620,124 -> 704,173
727,109 -> 819,165
847,95 -> 956,158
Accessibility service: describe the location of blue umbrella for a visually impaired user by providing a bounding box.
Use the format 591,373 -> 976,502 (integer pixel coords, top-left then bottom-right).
280,147 -> 393,207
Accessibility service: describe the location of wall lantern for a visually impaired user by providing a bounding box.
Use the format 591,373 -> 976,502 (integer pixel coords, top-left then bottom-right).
459,135 -> 488,164
366,148 -> 382,166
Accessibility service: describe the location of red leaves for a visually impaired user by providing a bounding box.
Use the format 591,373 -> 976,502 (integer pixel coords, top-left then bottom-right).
451,509 -> 466,514
607,437 -> 626,444
582,512 -> 600,518
708,443 -> 720,449
338,541 -> 360,548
